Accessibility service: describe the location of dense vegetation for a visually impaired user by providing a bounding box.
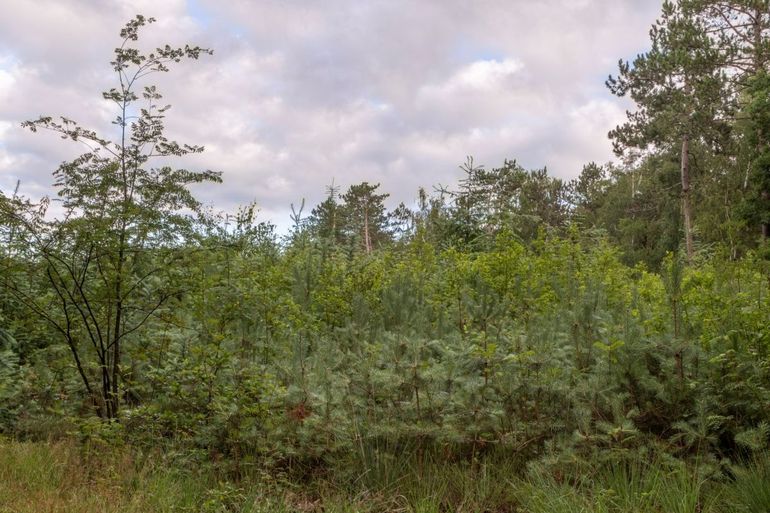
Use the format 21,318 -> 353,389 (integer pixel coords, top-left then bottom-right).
1,3 -> 770,511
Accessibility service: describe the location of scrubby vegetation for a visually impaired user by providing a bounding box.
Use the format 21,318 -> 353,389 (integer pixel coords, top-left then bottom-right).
2,3 -> 770,511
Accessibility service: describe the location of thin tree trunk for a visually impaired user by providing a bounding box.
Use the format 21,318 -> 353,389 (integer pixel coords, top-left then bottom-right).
681,134 -> 694,262
109,228 -> 126,420
363,208 -> 372,254
110,84 -> 129,420
762,190 -> 770,240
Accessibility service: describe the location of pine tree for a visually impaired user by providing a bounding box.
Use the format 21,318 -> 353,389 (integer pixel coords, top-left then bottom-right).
683,0 -> 770,240
341,182 -> 391,254
607,1 -> 732,261
309,181 -> 345,244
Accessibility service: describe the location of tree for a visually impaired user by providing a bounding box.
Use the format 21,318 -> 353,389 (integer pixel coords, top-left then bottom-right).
743,71 -> 770,243
308,181 -> 345,245
607,1 -> 732,261
449,158 -> 570,244
2,16 -> 218,419
682,0 -> 770,240
682,0 -> 770,83
569,162 -> 611,227
607,157 -> 685,267
341,182 -> 391,254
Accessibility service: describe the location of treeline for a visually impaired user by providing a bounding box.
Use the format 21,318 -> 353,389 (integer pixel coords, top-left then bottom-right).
293,159 -> 572,254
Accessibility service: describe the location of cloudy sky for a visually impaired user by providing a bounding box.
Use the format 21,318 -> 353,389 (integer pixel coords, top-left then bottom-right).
0,0 -> 662,229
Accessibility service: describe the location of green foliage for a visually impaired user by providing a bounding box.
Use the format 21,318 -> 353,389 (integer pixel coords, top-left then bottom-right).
5,15 -> 218,421
0,328 -> 20,431
741,71 -> 770,238
4,7 -> 770,513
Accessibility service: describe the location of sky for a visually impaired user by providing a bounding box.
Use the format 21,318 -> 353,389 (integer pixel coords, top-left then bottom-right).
0,0 -> 662,229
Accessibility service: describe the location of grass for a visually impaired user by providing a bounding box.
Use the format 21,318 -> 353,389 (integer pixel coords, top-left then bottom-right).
1,438 -> 769,512
0,438 -> 204,513
727,452 -> 770,513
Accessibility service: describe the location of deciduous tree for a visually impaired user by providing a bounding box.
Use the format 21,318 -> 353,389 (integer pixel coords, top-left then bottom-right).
3,15 -> 218,419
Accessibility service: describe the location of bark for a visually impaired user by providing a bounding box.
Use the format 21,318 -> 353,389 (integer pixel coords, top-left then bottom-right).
762,189 -> 770,240
363,208 -> 372,254
110,242 -> 124,420
681,134 -> 694,262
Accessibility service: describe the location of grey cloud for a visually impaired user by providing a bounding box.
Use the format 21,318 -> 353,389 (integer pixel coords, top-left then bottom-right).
0,0 -> 662,228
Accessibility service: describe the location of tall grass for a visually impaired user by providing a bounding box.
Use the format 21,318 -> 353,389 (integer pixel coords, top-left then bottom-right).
517,458 -> 723,513
726,452 -> 770,513
0,438 -> 204,513
2,438 -> 769,512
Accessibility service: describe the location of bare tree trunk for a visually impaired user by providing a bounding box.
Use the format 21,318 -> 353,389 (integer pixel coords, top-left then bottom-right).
108,221 -> 127,420
363,208 -> 372,254
681,134 -> 694,262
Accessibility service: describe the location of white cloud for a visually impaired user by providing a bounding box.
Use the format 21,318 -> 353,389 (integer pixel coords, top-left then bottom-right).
0,120 -> 11,141
0,69 -> 13,98
443,58 -> 524,92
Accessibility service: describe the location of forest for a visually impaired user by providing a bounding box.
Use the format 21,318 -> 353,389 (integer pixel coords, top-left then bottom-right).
1,1 -> 770,512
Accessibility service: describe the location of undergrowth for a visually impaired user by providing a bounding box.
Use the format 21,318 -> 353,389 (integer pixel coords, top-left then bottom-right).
2,438 -> 770,513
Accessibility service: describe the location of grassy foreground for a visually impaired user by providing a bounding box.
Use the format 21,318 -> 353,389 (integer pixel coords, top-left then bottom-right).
2,439 -> 770,513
